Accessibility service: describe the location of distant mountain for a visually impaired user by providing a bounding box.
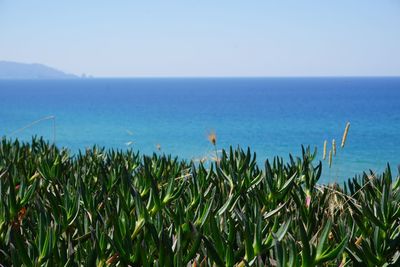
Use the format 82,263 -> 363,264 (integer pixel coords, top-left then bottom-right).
0,61 -> 78,79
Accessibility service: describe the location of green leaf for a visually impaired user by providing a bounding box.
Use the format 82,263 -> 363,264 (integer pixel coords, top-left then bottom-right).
316,220 -> 332,258
316,235 -> 348,264
203,236 -> 224,266
263,202 -> 286,220
299,221 -> 313,267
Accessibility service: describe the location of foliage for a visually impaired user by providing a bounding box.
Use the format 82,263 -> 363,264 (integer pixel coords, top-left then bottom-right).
0,137 -> 399,266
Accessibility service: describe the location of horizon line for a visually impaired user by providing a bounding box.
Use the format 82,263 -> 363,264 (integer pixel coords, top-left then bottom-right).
1,75 -> 400,81
90,75 -> 400,78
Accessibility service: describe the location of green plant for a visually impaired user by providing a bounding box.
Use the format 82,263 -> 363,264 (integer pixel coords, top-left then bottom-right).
0,136 -> 398,266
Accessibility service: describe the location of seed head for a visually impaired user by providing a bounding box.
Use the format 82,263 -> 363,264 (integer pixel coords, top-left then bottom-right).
208,131 -> 217,146
328,150 -> 332,168
323,140 -> 327,160
341,122 -> 350,148
332,139 -> 336,156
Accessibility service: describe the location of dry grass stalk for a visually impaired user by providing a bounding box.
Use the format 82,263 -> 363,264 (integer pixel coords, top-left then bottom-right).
341,122 -> 350,148
328,191 -> 344,217
9,115 -> 57,144
332,139 -> 336,156
207,130 -> 219,163
323,140 -> 327,160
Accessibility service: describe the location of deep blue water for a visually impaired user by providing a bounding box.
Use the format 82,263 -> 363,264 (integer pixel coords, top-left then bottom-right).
1,77 -> 399,183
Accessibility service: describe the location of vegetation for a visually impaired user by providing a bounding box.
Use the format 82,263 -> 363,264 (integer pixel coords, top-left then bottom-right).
0,137 -> 399,266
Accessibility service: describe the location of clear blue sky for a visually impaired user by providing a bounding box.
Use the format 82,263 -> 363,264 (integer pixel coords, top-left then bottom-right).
0,1 -> 399,77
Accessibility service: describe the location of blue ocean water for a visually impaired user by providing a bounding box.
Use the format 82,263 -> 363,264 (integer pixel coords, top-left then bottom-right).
0,77 -> 399,183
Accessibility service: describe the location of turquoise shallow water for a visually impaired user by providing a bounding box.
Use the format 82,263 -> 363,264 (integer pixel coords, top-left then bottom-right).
0,77 -> 399,183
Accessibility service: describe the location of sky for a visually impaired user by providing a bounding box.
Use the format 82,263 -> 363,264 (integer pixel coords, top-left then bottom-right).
0,1 -> 399,77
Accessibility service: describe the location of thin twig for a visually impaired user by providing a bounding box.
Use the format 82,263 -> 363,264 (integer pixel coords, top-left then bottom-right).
8,115 -> 57,144
315,171 -> 377,217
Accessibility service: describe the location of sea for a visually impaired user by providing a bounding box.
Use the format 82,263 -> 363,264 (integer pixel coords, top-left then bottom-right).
1,77 -> 399,184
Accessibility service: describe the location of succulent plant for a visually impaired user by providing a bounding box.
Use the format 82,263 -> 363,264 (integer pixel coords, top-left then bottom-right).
0,137 -> 398,266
